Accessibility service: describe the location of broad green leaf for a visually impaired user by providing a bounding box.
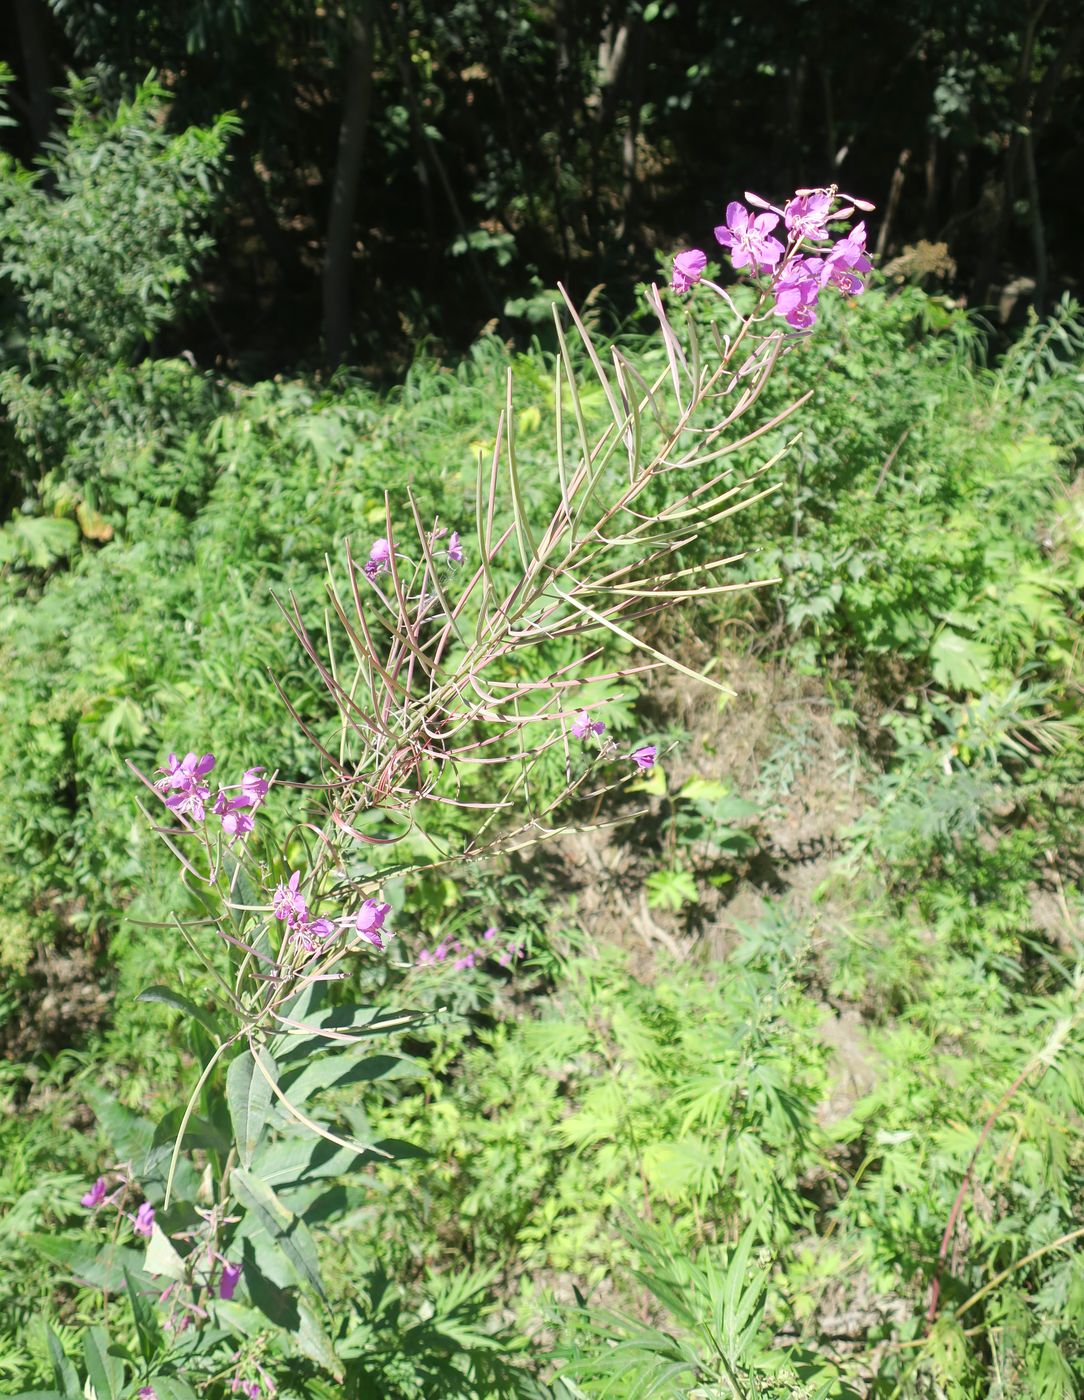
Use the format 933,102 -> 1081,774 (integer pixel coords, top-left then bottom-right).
296,1295 -> 343,1379
277,1052 -> 416,1111
0,514 -> 78,568
678,777 -> 733,803
231,1167 -> 326,1301
142,1381 -> 199,1400
272,1005 -> 408,1062
628,763 -> 667,797
152,1106 -> 230,1156
31,1235 -> 149,1293
136,985 -> 223,1042
144,1224 -> 187,1282
930,629 -> 993,692
84,1086 -> 154,1173
251,1135 -> 358,1190
82,1326 -> 123,1400
227,1048 -> 277,1169
241,1241 -> 301,1326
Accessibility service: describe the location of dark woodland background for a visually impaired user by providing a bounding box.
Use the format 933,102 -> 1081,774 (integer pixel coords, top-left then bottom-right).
3,0 -> 1081,373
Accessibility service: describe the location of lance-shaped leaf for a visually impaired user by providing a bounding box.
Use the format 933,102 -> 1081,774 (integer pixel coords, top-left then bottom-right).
125,1265 -> 161,1366
82,1326 -> 124,1400
45,1324 -> 80,1399
231,1166 -> 327,1301
136,985 -> 223,1042
227,1047 -> 277,1169
141,1381 -> 199,1400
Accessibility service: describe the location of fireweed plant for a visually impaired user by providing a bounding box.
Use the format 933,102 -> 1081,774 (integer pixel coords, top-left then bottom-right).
69,187 -> 872,1394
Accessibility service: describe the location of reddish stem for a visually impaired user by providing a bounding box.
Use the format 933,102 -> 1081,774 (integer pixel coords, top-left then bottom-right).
925,1063 -> 1034,1327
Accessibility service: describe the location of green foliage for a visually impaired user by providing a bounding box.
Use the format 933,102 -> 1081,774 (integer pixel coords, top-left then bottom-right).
0,76 -> 237,513
2,97 -> 1084,1400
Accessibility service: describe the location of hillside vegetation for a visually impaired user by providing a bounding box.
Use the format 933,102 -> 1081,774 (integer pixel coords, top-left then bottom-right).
2,80 -> 1084,1400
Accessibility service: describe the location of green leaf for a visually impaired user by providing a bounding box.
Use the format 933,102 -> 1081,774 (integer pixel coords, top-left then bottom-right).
45,1324 -> 79,1399
930,629 -> 993,691
231,1167 -> 326,1301
250,1135 -> 358,1190
645,866 -> 698,912
125,1266 -> 161,1366
82,1326 -> 123,1400
227,1048 -> 277,1169
152,1106 -> 230,1156
628,763 -> 667,796
271,1004 -> 409,1062
0,514 -> 78,568
136,985 -> 223,1042
144,1224 -> 187,1282
241,1242 -> 301,1328
277,1052 -> 416,1111
142,1381 -> 199,1400
84,1086 -> 154,1173
31,1235 -> 148,1293
295,1294 -> 343,1379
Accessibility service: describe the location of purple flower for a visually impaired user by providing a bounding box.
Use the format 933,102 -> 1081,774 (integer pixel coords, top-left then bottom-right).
783,190 -> 832,242
822,221 -> 871,295
571,709 -> 606,739
771,257 -> 822,330
138,1389 -> 158,1399
670,248 -> 707,294
483,926 -> 497,941
155,751 -> 215,793
433,940 -> 449,962
417,948 -> 433,965
289,912 -> 338,953
453,953 -> 475,970
221,809 -> 254,838
355,899 -> 392,949
364,537 -> 393,580
714,202 -> 784,274
133,1202 -> 155,1238
273,871 -> 307,926
447,530 -> 464,564
240,767 -> 269,803
219,1261 -> 243,1300
81,1176 -> 108,1209
159,751 -> 216,822
630,745 -> 657,770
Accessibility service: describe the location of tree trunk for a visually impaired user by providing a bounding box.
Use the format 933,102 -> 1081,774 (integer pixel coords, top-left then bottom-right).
322,0 -> 376,369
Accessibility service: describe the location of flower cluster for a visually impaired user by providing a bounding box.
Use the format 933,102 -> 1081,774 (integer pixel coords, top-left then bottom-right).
364,526 -> 463,581
568,707 -> 657,770
81,1172 -> 157,1238
85,1171 -> 245,1344
668,184 -> 874,332
155,752 -> 268,837
272,870 -> 393,954
417,925 -> 526,971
